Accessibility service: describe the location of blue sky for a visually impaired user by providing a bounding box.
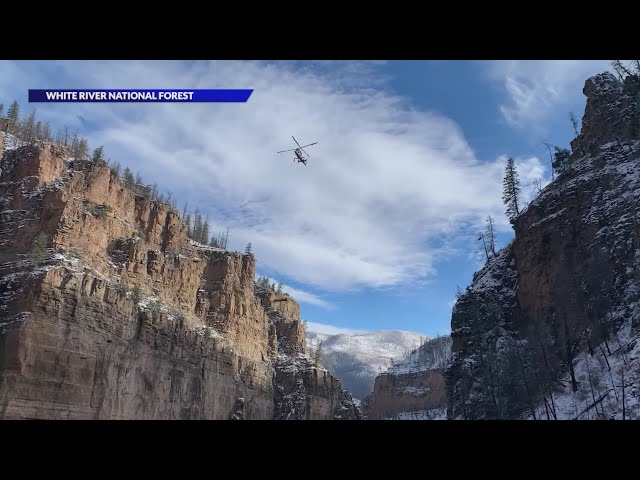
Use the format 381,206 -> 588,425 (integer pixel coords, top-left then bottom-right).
0,60 -> 613,336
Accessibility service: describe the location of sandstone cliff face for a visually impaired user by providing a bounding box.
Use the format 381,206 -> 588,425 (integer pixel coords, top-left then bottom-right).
0,136 -> 359,420
447,72 -> 640,420
363,369 -> 447,420
363,335 -> 451,420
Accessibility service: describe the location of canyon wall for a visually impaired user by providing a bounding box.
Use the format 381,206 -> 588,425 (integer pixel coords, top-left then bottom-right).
0,140 -> 359,420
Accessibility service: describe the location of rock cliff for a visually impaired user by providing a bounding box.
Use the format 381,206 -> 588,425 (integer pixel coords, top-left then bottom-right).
0,138 -> 360,420
362,335 -> 450,420
447,72 -> 640,419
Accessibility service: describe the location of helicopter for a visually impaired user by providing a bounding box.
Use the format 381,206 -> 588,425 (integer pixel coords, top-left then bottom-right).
277,136 -> 318,166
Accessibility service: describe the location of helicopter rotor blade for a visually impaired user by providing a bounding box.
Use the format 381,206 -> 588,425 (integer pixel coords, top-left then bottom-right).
277,148 -> 297,153
300,142 -> 318,149
292,136 -> 303,149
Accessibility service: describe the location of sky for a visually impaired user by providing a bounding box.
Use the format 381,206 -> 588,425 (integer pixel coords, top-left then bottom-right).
0,60 -> 613,336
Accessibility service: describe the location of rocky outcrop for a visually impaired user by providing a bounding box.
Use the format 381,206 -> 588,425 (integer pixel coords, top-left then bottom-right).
0,135 -> 359,419
363,369 -> 447,420
258,291 -> 305,356
363,335 -> 451,420
571,72 -> 640,154
255,288 -> 360,419
447,72 -> 640,420
273,353 -> 361,420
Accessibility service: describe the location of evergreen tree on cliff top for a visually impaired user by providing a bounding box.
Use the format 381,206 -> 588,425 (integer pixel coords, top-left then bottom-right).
7,100 -> 20,132
502,157 -> 521,221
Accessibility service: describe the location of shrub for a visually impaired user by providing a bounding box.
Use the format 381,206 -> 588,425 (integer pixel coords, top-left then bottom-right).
29,232 -> 49,266
67,249 -> 83,260
130,287 -> 141,305
83,200 -> 108,219
147,300 -> 162,313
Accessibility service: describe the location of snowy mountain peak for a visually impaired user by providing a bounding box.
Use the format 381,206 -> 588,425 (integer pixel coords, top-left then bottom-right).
305,326 -> 428,399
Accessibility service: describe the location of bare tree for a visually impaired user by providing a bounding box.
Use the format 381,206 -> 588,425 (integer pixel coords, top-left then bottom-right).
611,60 -> 633,80
484,215 -> 496,257
21,110 -> 36,144
543,143 -> 555,181
532,178 -> 543,193
569,112 -> 579,137
42,121 -> 51,141
477,232 -> 490,263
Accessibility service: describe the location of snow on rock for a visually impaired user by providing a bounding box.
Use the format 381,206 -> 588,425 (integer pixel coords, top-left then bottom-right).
187,238 -> 225,252
1,132 -> 22,153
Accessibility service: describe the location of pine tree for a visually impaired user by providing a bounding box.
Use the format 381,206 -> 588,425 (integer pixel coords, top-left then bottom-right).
223,228 -> 229,249
34,121 -> 42,140
92,146 -> 104,163
276,282 -> 283,294
245,242 -> 253,256
502,157 -> 521,221
151,184 -> 158,200
111,161 -> 121,178
123,167 -> 134,184
201,217 -> 210,244
7,100 -> 19,132
552,147 -> 571,175
192,211 -> 202,242
181,202 -> 188,222
70,131 -> 79,155
485,215 -> 496,257
135,173 -> 142,185
0,102 -> 4,118
314,341 -> 324,366
185,214 -> 192,238
77,138 -> 88,160
256,277 -> 270,291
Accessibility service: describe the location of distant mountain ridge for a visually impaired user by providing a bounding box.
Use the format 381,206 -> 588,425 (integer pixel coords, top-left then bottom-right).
305,327 -> 426,400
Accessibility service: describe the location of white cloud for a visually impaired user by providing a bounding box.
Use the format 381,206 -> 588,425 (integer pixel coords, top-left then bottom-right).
281,285 -> 336,310
305,321 -> 368,336
0,60 -> 547,293
480,60 -> 611,130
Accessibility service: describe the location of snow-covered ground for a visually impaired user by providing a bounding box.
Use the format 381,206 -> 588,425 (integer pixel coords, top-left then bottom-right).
387,408 -> 448,420
528,319 -> 640,420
